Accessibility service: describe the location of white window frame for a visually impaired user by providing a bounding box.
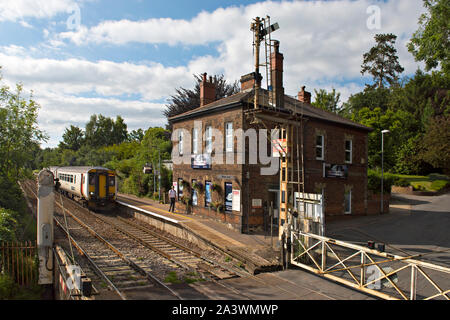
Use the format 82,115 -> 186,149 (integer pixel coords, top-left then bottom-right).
344,189 -> 352,214
225,122 -> 233,152
192,128 -> 198,154
345,139 -> 352,164
316,135 -> 324,160
205,126 -> 212,154
178,131 -> 183,155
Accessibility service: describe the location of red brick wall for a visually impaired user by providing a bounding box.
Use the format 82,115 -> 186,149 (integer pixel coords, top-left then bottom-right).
302,118 -> 368,218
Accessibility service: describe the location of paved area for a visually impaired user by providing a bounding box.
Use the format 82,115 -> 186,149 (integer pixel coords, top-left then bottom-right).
326,192 -> 450,267
176,270 -> 375,300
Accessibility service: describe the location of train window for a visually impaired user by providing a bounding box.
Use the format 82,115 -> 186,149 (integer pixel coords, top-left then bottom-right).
74,176 -> 76,184
70,176 -> 73,183
109,176 -> 115,186
89,174 -> 95,185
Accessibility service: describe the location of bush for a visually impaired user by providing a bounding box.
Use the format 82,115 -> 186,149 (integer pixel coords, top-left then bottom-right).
430,180 -> 450,191
368,169 -> 394,194
393,177 -> 410,187
0,274 -> 16,300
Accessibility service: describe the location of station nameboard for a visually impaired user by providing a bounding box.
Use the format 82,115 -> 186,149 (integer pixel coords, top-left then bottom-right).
191,154 -> 211,169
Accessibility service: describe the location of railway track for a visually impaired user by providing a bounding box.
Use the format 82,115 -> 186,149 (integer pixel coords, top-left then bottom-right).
21,179 -> 246,295
20,179 -> 181,300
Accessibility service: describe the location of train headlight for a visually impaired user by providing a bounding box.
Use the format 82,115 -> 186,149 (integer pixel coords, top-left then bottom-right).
89,192 -> 95,196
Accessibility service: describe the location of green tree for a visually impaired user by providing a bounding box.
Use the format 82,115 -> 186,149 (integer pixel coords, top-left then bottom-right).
85,114 -> 128,148
419,115 -> 450,171
361,33 -> 404,88
0,69 -> 48,179
59,125 -> 84,151
408,0 -> 450,75
311,88 -> 341,114
163,74 -> 239,121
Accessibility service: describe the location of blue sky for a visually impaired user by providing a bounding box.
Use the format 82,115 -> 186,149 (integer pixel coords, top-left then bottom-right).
0,0 -> 425,147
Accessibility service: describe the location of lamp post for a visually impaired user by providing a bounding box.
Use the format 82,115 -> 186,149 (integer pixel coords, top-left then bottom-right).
381,129 -> 390,214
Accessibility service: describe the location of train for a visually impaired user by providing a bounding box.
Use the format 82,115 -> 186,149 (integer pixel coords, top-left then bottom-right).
49,166 -> 117,211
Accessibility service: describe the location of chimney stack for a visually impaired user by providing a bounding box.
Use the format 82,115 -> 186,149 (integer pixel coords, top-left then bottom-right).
240,72 -> 262,92
200,73 -> 216,107
298,86 -> 311,104
270,40 -> 284,108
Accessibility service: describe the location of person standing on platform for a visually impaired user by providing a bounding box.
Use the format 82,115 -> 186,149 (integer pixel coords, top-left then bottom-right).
168,186 -> 177,212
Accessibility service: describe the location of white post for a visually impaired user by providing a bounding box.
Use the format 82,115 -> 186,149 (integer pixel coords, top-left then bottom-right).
37,170 -> 54,286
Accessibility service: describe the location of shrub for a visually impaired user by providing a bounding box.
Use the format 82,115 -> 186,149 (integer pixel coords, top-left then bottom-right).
393,177 -> 410,187
368,169 -> 394,194
430,180 -> 450,191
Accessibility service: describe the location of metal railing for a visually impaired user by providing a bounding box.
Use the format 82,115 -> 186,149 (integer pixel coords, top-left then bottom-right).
290,231 -> 450,300
0,241 -> 37,287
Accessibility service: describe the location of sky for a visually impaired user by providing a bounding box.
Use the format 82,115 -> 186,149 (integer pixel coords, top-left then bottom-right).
0,0 -> 426,148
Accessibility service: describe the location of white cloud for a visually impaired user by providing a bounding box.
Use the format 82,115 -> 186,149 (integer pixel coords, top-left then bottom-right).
0,0 -> 76,22
1,0 -> 427,147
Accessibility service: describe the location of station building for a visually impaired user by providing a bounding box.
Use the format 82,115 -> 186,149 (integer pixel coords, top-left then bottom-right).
169,44 -> 379,234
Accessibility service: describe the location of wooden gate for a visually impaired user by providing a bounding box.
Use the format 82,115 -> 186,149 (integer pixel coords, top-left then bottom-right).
0,241 -> 37,286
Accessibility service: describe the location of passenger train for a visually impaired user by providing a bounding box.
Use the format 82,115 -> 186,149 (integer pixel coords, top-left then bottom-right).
49,166 -> 117,211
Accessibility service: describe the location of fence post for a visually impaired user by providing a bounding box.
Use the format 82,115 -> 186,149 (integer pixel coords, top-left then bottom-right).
37,169 -> 55,299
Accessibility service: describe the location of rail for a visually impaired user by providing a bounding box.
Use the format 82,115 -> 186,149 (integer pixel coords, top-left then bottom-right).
290,231 -> 450,300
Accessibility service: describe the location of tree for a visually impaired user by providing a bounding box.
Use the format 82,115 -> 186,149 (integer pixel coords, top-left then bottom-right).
59,125 -> 84,151
419,115 -> 450,171
85,114 -> 128,148
0,69 -> 48,179
128,128 -> 144,142
361,33 -> 404,89
312,88 -> 341,114
408,0 -> 450,75
163,74 -> 239,121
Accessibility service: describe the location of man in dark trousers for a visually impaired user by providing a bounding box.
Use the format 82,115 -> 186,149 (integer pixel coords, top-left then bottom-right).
168,186 -> 177,212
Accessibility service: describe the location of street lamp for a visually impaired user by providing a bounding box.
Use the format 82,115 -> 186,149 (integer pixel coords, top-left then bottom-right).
381,129 -> 390,214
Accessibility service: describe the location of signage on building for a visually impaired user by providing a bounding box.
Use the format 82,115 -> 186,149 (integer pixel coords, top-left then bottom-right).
225,182 -> 233,212
191,154 -> 212,169
232,190 -> 240,212
217,175 -> 235,180
324,163 -> 348,179
252,198 -> 262,208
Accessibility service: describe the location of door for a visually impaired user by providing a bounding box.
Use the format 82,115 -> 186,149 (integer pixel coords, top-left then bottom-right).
99,174 -> 107,198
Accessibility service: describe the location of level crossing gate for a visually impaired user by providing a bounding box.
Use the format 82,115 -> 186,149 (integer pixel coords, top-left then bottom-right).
289,231 -> 450,300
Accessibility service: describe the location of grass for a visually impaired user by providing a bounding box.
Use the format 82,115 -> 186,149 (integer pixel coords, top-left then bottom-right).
391,173 -> 450,192
164,271 -> 205,284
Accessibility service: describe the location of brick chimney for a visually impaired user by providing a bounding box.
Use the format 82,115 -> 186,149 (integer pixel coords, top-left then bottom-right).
270,40 -> 284,108
240,72 -> 262,92
298,86 -> 311,104
200,73 -> 216,107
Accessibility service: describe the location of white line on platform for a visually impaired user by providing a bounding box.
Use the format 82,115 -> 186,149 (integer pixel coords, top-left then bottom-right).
117,200 -> 180,224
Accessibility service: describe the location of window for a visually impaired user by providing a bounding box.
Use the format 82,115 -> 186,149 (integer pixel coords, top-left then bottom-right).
178,178 -> 184,201
178,131 -> 183,155
205,126 -> 212,153
109,176 -> 115,186
344,189 -> 352,214
191,179 -> 198,206
205,181 -> 212,207
192,128 -> 198,154
316,135 -> 324,160
225,122 -> 233,152
345,140 -> 352,163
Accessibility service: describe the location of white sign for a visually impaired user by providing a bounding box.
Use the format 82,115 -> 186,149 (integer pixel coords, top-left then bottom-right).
232,190 -> 240,212
252,199 -> 262,208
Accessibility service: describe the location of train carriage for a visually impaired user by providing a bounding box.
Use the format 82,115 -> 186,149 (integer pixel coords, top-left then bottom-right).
49,166 -> 117,211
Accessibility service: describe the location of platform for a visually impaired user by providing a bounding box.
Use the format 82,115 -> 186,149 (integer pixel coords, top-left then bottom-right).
116,193 -> 281,274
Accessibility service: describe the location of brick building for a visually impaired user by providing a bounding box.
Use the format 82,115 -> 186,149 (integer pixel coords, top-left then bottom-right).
169,44 -> 374,234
